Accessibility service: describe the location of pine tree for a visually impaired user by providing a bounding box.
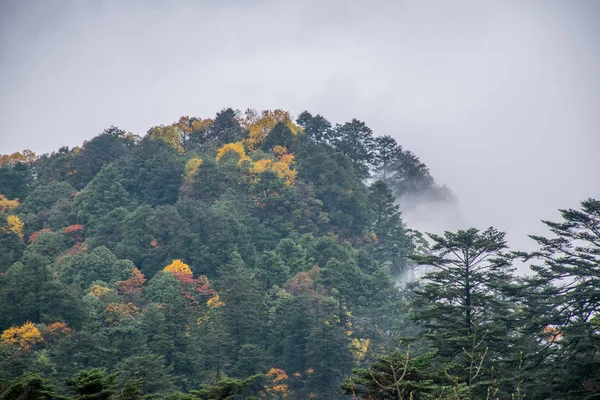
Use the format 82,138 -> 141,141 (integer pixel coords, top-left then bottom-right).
368,180 -> 412,275
411,227 -> 516,399
520,198 -> 600,398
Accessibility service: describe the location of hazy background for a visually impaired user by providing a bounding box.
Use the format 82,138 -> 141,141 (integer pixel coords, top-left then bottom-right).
1,0 -> 599,261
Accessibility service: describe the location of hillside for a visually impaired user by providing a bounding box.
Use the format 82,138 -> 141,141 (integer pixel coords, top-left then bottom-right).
0,108 -> 598,399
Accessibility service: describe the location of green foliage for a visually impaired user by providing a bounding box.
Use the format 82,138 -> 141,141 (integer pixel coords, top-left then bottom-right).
0,373 -> 63,400
3,108 -> 589,400
65,369 -> 118,400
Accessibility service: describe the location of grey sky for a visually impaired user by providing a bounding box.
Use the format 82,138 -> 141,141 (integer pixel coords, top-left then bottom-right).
1,0 -> 599,257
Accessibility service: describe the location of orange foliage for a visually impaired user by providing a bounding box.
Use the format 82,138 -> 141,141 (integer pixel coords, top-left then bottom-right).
150,238 -> 158,247
164,259 -> 193,275
263,368 -> 289,399
42,322 -> 73,343
544,325 -> 563,344
0,195 -> 19,213
28,228 -> 52,244
116,267 -> 146,300
1,322 -> 43,351
64,224 -> 84,234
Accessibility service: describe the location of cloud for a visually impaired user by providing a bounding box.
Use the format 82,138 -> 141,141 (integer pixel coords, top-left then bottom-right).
1,0 -> 599,262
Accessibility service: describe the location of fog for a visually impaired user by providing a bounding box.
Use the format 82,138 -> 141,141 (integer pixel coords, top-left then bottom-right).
1,0 -> 599,263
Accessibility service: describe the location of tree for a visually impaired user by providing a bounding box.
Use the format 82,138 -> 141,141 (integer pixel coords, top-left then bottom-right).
65,369 -> 118,400
368,180 -> 412,275
296,112 -> 331,143
342,346 -> 441,400
262,122 -> 294,153
0,373 -> 62,400
373,135 -> 402,180
411,227 -> 516,399
520,198 -> 600,398
217,253 -> 264,352
190,374 -> 262,400
329,119 -> 375,179
206,108 -> 246,147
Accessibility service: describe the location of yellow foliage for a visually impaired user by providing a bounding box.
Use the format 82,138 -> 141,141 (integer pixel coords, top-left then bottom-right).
149,125 -> 185,153
0,195 -> 19,213
104,302 -> 140,324
1,322 -> 43,350
351,337 -> 371,361
272,145 -> 288,156
207,293 -> 225,309
191,118 -> 213,131
215,142 -> 249,165
279,153 -> 294,164
243,109 -> 300,149
0,150 -> 37,167
164,259 -> 193,275
250,159 -> 296,186
7,215 -> 24,238
250,159 -> 273,174
264,368 -> 289,398
89,284 -> 111,297
184,158 -> 203,181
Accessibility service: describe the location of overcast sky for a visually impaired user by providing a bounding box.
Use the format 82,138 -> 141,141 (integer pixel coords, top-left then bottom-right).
1,0 -> 599,257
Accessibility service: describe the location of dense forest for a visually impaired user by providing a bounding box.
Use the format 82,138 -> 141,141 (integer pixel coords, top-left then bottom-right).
0,108 -> 598,399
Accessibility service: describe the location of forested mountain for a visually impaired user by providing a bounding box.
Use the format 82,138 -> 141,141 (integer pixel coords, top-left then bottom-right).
0,108 -> 598,399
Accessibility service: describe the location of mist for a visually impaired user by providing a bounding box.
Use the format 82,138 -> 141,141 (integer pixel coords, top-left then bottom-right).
1,0 -> 599,263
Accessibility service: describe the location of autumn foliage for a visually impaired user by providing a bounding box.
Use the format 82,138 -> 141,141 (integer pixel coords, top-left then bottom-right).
215,142 -> 249,165
5,215 -> 24,238
263,368 -> 290,399
28,228 -> 52,244
164,259 -> 193,275
116,267 -> 146,301
1,322 -> 43,351
0,194 -> 19,213
0,150 -> 37,166
243,109 -> 300,149
42,322 -> 73,343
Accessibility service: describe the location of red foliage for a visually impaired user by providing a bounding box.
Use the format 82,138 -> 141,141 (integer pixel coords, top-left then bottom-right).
173,273 -> 216,296
64,224 -> 85,242
116,267 -> 146,304
42,322 -> 73,343
64,224 -> 84,234
172,273 -> 217,312
284,266 -> 320,296
28,228 -> 51,244
56,242 -> 87,265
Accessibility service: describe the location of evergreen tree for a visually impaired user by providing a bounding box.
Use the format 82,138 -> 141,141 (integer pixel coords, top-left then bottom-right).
520,198 -> 600,398
411,227 -> 516,399
368,180 -> 412,275
329,119 -> 375,179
